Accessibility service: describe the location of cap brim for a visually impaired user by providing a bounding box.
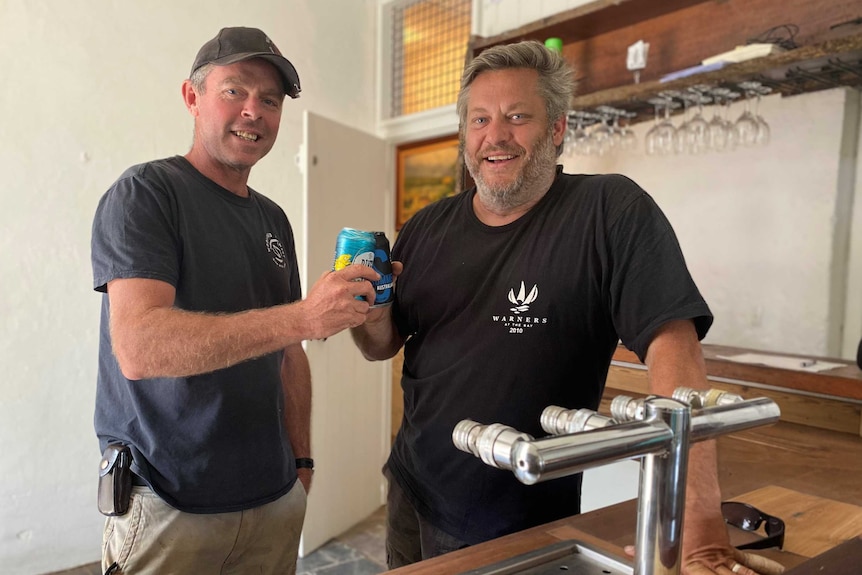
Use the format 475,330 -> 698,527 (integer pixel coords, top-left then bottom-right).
210,52 -> 301,98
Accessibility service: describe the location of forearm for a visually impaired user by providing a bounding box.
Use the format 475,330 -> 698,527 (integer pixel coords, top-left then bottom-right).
644,320 -> 730,557
350,306 -> 404,360
682,440 -> 724,533
112,301 -> 316,380
110,268 -> 378,380
281,344 -> 312,459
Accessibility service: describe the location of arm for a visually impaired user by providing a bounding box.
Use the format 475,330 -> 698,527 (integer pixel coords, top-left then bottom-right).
644,320 -> 727,567
350,305 -> 405,361
644,320 -> 784,575
282,342 -> 313,492
108,265 -> 378,380
350,261 -> 405,360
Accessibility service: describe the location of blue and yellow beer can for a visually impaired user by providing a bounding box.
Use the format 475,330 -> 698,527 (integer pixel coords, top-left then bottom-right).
333,228 -> 376,272
371,232 -> 394,307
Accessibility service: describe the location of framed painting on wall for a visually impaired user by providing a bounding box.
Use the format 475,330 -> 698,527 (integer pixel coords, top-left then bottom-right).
396,135 -> 462,230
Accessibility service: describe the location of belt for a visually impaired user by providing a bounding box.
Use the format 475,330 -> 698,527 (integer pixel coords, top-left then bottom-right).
131,473 -> 148,487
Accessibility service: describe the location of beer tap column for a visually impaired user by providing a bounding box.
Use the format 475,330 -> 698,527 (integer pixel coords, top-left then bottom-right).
636,398 -> 690,575
452,392 -> 780,575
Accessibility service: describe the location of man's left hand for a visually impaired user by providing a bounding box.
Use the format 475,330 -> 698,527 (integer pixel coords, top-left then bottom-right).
684,547 -> 784,575
625,543 -> 785,575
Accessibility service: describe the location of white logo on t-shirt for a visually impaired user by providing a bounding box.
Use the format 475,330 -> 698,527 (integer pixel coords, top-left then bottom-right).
491,281 -> 548,334
266,233 -> 286,268
508,281 -> 538,314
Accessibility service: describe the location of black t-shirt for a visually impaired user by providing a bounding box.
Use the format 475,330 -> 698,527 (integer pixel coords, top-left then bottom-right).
387,169 -> 712,544
91,156 -> 302,513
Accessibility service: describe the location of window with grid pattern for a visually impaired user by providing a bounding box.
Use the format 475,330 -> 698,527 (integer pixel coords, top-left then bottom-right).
389,0 -> 471,117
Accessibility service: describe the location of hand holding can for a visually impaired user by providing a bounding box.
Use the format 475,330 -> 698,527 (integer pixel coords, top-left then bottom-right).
333,228 -> 393,306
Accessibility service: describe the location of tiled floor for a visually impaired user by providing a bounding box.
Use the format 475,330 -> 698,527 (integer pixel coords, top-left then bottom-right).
47,506 -> 387,575
297,506 -> 387,575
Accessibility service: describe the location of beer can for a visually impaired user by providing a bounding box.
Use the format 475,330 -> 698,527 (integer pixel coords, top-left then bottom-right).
371,231 -> 394,307
332,228 -> 376,271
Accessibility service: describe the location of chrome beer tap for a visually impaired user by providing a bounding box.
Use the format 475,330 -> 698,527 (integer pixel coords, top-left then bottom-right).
452,389 -> 780,575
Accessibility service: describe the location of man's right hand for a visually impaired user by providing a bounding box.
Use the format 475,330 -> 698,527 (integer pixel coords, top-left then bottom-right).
365,261 -> 403,325
348,261 -> 404,361
301,265 -> 380,340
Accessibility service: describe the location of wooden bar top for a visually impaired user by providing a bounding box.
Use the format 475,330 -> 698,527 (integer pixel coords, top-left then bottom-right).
384,420 -> 862,574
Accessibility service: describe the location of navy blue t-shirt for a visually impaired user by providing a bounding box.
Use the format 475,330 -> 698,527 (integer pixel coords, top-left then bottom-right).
91,156 -> 302,513
387,169 -> 712,544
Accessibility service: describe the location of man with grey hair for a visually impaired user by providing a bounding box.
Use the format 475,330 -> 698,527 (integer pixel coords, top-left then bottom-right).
352,40 -> 783,575
91,27 -> 378,574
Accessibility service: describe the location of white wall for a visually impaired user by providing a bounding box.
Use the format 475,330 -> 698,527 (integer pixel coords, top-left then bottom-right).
476,0 -> 594,39
559,88 -> 862,358
0,1 -> 378,573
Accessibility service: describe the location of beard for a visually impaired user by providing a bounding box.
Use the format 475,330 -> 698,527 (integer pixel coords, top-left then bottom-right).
465,128 -> 559,213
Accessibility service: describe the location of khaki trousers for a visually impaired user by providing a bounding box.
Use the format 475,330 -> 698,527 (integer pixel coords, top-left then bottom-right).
102,482 -> 306,575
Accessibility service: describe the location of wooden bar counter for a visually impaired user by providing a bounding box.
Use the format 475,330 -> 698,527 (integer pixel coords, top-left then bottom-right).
607,344 -> 862,436
384,345 -> 862,574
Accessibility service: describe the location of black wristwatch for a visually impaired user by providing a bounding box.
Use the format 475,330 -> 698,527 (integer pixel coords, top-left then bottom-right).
295,457 -> 315,471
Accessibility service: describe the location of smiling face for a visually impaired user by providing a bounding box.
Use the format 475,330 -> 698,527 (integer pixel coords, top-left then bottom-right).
183,58 -> 285,193
462,68 -> 566,216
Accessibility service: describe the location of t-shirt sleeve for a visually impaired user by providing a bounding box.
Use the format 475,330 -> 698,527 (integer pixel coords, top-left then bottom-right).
606,184 -> 713,362
91,171 -> 180,293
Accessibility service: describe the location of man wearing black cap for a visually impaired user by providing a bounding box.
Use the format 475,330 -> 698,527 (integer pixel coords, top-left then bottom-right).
90,27 -> 379,574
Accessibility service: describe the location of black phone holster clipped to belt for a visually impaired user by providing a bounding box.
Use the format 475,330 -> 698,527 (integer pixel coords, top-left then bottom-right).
98,444 -> 132,516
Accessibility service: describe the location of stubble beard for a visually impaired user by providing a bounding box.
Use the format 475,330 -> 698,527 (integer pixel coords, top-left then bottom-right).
197,120 -> 275,174
466,130 -> 559,213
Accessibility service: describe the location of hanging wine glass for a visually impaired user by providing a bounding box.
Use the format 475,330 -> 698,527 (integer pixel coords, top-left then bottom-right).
683,87 -> 712,154
591,108 -> 615,156
753,84 -> 772,147
707,88 -> 733,152
645,97 -> 678,156
722,91 -> 741,151
563,113 -> 577,158
596,106 -> 632,154
659,90 -> 688,155
618,111 -> 638,152
735,82 -> 762,148
608,112 -> 624,151
569,111 -> 597,156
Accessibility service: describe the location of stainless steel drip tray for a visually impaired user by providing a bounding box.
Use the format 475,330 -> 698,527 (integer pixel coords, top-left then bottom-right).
458,540 -> 634,575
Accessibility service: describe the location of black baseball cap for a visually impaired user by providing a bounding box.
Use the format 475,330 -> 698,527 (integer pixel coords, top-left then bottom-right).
190,27 -> 301,99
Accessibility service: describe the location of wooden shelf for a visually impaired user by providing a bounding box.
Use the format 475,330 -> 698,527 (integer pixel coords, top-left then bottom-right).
572,31 -> 862,123
469,0 -> 862,124
468,0 -> 708,50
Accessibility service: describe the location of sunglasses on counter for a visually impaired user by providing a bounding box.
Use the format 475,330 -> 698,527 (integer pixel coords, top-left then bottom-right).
721,501 -> 785,550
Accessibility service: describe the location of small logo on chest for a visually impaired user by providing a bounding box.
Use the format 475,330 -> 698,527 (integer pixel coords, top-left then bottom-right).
508,281 -> 538,314
266,233 -> 286,268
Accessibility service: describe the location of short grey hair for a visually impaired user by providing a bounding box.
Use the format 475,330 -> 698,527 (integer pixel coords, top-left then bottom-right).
190,63 -> 215,93
456,40 -> 576,153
